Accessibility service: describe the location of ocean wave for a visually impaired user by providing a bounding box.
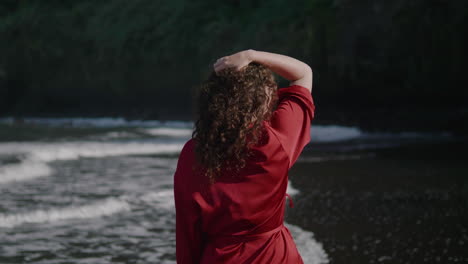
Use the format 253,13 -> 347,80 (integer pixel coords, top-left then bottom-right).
0,189 -> 177,228
0,160 -> 53,185
141,127 -> 193,138
287,180 -> 300,196
0,117 -> 193,128
311,125 -> 362,142
89,131 -> 142,140
310,124 -> 453,143
285,222 -> 329,264
0,141 -> 184,162
0,197 -> 131,228
134,190 -> 175,210
0,141 -> 184,184
1,117 -> 453,143
285,181 -> 329,263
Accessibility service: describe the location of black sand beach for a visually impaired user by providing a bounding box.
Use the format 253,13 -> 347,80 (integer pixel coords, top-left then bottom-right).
286,138 -> 468,264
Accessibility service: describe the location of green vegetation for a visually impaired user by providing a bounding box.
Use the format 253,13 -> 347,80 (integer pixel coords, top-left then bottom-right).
0,0 -> 467,125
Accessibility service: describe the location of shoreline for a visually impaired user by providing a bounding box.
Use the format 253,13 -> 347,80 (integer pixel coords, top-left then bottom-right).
1,104 -> 467,136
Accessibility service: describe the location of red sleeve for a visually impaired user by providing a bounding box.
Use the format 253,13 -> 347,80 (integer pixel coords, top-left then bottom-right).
174,141 -> 204,263
268,85 -> 315,169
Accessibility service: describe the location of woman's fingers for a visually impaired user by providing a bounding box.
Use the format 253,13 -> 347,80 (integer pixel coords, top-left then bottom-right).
213,53 -> 249,73
214,65 -> 223,73
213,59 -> 224,69
214,57 -> 227,66
213,62 -> 225,72
214,51 -> 252,73
214,56 -> 231,73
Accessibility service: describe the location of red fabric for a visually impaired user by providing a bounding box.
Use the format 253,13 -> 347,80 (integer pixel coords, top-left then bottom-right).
174,85 -> 315,264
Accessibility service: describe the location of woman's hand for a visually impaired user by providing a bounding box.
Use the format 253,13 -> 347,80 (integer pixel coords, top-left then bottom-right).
213,50 -> 253,74
213,49 -> 312,91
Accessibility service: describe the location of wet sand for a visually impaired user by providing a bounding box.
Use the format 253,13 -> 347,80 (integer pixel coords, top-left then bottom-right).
286,139 -> 468,264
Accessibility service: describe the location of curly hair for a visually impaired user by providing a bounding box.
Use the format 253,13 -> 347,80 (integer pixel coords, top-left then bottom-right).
192,62 -> 278,183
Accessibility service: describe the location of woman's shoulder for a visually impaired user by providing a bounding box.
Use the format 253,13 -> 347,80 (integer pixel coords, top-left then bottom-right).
181,138 -> 195,155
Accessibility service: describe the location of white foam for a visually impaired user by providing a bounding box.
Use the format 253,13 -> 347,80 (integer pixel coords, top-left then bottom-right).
1,117 -> 451,142
0,141 -> 184,184
285,222 -> 329,264
310,124 -> 453,143
0,160 -> 52,184
93,131 -> 140,140
142,128 -> 193,138
287,180 -> 300,196
0,141 -> 183,162
31,142 -> 183,162
139,190 -> 175,210
311,125 -> 362,142
0,197 -> 131,228
0,117 -> 193,128
285,181 -> 328,263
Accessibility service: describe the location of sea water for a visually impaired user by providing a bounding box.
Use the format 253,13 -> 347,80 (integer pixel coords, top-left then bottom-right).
0,118 -> 452,263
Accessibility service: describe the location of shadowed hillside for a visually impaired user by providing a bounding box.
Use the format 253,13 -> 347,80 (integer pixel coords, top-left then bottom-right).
1,0 -> 467,133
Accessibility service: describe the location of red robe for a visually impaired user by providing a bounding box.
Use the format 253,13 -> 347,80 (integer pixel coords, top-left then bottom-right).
174,85 -> 315,264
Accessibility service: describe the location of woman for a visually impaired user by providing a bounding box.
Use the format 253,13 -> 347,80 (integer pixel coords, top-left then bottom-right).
174,49 -> 314,263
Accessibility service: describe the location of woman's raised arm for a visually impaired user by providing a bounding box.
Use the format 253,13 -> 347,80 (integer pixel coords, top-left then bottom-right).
213,49 -> 312,91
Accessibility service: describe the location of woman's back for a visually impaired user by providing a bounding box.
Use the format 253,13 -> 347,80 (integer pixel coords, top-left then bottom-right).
174,84 -> 315,264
